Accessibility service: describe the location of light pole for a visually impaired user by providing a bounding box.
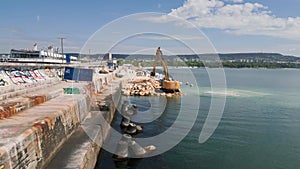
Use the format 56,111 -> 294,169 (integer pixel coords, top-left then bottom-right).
58,37 -> 66,80
58,37 -> 65,63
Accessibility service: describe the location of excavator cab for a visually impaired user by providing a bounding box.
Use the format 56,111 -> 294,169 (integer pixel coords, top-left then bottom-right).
150,71 -> 155,77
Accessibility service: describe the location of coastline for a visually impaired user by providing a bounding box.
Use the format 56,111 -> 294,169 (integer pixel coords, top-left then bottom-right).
144,66 -> 300,70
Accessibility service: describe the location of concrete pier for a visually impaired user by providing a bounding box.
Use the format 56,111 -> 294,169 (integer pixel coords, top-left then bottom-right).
0,69 -> 124,169
46,76 -> 122,169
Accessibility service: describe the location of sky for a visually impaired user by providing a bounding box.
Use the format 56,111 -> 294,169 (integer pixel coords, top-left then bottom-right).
0,0 -> 300,56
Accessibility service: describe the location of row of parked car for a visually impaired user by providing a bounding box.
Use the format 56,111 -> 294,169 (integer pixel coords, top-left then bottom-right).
0,69 -> 59,86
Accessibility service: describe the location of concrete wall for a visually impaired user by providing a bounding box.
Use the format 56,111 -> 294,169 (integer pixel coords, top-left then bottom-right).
78,79 -> 122,169
0,72 -> 122,169
0,86 -> 91,169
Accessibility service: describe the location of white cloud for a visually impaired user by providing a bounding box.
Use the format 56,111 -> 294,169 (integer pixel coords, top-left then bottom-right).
225,0 -> 243,3
137,34 -> 203,40
145,0 -> 300,40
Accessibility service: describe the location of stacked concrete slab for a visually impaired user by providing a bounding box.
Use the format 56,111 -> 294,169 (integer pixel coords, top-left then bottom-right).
0,69 -> 124,169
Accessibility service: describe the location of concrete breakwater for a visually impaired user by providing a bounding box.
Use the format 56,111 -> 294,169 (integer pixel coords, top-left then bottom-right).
0,68 -> 124,169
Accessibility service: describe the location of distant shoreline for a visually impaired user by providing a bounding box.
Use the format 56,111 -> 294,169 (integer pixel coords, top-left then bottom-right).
120,60 -> 300,69
144,66 -> 300,70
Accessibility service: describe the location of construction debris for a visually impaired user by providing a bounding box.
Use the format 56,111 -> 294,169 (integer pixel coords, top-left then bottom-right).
121,77 -> 181,96
122,77 -> 160,96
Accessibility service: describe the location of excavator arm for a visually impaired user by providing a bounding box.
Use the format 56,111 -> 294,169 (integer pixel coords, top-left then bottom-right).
151,47 -> 169,80
150,48 -> 159,76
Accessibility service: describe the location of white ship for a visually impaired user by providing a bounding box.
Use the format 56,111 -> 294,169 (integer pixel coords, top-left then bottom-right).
7,43 -> 78,64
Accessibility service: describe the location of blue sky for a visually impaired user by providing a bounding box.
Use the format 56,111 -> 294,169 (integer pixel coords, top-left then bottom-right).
1,0 -> 300,56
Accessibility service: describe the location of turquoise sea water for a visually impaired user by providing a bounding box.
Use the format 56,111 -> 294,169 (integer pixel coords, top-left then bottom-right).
96,68 -> 300,169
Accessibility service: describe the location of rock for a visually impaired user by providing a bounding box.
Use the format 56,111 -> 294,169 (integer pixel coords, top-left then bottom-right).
122,89 -> 130,96
121,76 -> 181,97
166,93 -> 172,97
121,77 -> 161,96
144,145 -> 156,151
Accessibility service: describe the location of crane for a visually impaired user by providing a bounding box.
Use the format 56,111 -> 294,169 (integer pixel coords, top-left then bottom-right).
151,47 -> 180,92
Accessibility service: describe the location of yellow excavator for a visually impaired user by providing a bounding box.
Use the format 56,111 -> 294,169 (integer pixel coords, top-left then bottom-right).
150,47 -> 180,93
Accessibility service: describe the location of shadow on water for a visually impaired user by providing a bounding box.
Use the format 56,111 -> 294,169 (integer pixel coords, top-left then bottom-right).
95,96 -> 181,169
96,149 -> 169,169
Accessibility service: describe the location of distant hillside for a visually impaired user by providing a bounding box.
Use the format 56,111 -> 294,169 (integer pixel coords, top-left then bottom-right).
218,53 -> 299,62
108,53 -> 300,63
67,52 -> 300,63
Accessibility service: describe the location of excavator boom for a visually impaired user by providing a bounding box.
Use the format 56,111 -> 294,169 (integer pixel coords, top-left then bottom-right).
150,49 -> 159,76
151,47 -> 169,79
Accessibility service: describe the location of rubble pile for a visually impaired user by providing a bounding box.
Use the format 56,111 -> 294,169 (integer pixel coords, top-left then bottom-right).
122,77 -> 161,96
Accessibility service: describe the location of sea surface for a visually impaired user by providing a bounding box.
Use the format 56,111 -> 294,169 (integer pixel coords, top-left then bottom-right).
96,68 -> 300,169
